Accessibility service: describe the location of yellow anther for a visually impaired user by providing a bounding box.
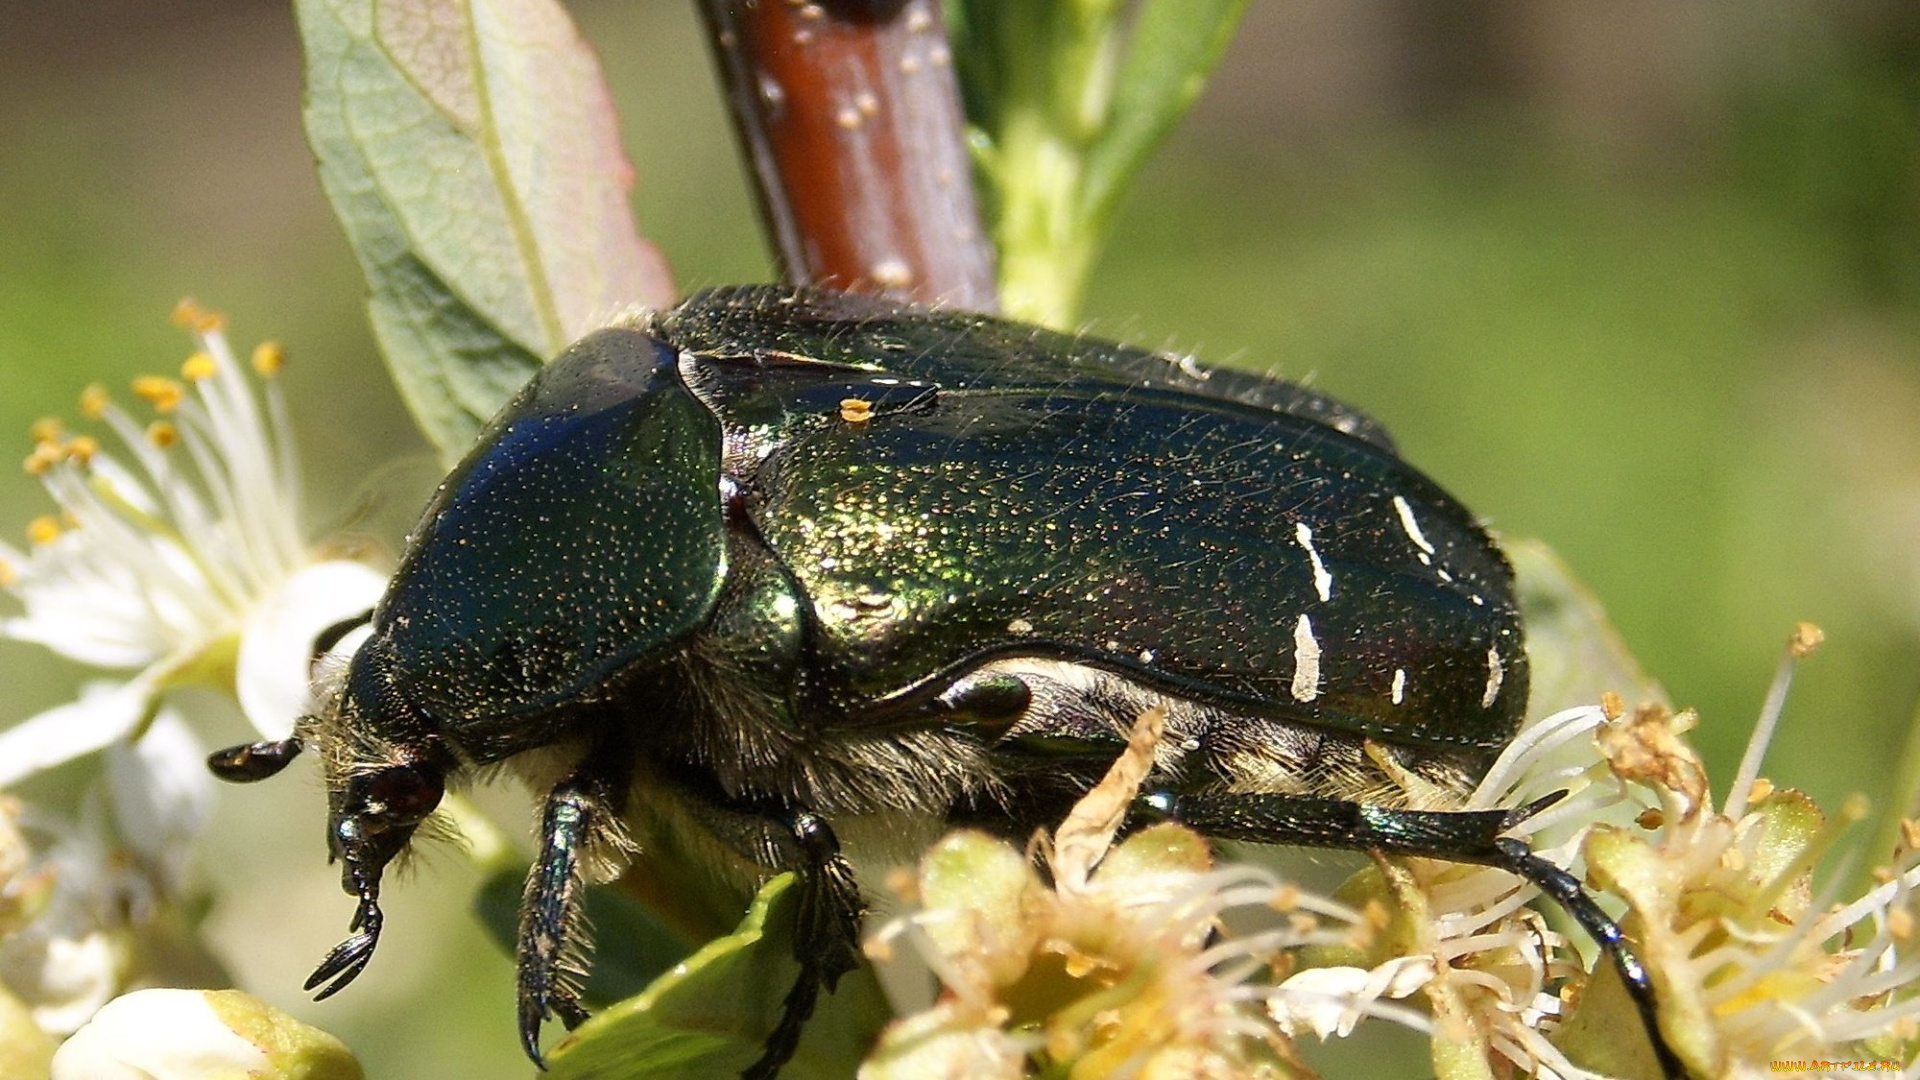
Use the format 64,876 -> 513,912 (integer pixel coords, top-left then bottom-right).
1745,777 -> 1774,804
132,376 -> 185,413
1891,907 -> 1914,942
1361,898 -> 1390,930
180,352 -> 219,382
28,417 -> 63,445
1635,807 -> 1665,830
1600,690 -> 1625,721
146,421 -> 178,448
27,516 -> 62,545
64,436 -> 98,465
170,298 -> 225,334
78,384 -> 110,418
0,556 -> 14,587
251,341 -> 285,376
1789,621 -> 1825,659
23,444 -> 62,476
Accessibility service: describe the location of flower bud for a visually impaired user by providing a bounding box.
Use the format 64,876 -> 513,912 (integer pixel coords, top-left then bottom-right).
49,989 -> 362,1080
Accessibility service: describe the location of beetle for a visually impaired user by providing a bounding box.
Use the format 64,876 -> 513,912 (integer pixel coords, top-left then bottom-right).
209,285 -> 1672,1078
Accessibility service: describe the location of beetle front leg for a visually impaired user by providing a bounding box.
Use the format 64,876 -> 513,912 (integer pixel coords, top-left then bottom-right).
518,762 -> 627,1064
1138,789 -> 1684,1080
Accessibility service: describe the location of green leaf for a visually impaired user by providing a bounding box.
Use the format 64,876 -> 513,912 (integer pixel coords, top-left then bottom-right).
1509,536 -> 1669,720
1080,0 -> 1250,230
296,0 -> 674,460
949,0 -> 1249,327
545,874 -> 889,1080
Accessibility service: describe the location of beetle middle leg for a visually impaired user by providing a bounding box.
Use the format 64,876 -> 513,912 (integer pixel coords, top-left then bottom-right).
749,808 -> 862,1080
666,792 -> 863,1080
1138,789 -> 1683,1080
521,755 -> 862,1078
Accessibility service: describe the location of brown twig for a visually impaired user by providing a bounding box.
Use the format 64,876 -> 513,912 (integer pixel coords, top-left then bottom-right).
698,0 -> 997,311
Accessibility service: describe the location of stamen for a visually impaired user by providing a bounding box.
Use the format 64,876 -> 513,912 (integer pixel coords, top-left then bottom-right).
65,436 -> 98,465
1726,623 -> 1823,819
251,341 -> 286,376
170,298 -> 225,334
0,556 -> 14,586
132,376 -> 185,413
27,515 -> 62,545
180,352 -> 219,382
146,421 -> 178,449
28,417 -> 63,445
78,384 -> 110,418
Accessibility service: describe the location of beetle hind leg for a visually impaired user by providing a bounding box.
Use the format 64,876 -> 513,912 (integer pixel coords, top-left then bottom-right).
1138,789 -> 1683,1080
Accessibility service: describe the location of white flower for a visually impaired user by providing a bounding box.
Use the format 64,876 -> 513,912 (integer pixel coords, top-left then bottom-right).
0,712 -> 226,1040
49,988 -> 363,1080
0,300 -> 387,786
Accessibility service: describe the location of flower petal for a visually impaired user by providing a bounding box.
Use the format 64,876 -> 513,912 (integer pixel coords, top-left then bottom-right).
103,710 -> 211,892
234,560 -> 386,739
2,928 -> 120,1037
0,681 -> 154,789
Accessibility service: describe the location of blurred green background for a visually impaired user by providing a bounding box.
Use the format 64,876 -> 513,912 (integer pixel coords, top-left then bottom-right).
1,1 -> 1916,1077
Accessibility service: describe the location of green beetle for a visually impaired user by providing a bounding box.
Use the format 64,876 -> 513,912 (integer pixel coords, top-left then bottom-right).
211,287 -> 1668,1078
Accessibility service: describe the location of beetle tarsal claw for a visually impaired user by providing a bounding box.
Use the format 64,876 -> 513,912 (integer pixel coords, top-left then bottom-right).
1503,789 -> 1571,830
305,900 -> 382,999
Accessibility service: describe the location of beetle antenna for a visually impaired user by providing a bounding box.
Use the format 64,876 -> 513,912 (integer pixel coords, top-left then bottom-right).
310,608 -> 374,670
206,737 -> 304,783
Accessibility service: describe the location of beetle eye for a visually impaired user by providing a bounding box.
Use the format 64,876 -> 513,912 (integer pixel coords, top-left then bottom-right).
358,765 -> 444,825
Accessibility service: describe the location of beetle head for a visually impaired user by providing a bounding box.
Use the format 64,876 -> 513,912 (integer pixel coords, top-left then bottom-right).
297,637 -> 450,998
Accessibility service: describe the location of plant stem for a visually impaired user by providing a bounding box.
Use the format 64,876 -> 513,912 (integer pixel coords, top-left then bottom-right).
697,0 -> 997,311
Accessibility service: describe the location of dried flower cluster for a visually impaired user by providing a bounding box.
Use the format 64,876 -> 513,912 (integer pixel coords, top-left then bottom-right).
861,633 -> 1920,1080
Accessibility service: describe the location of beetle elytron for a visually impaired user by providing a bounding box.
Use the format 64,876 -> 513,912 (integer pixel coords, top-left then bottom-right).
210,286 -> 1671,1078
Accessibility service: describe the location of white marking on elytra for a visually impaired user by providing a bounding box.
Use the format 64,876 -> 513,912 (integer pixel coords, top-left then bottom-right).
1290,615 -> 1321,703
1481,647 -> 1505,708
1294,522 -> 1334,602
1391,668 -> 1407,705
1392,495 -> 1436,556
